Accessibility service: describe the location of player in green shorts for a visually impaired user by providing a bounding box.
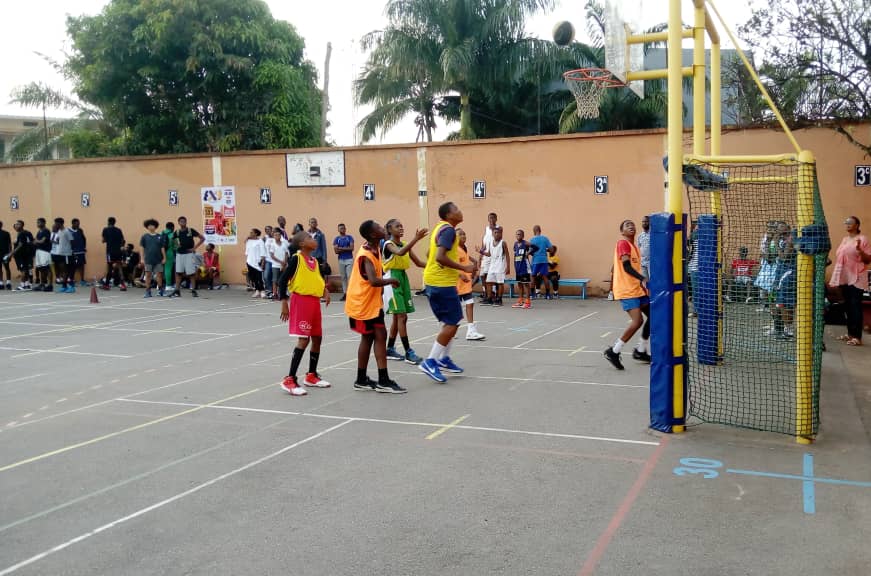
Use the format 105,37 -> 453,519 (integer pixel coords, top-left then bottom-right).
383,219 -> 428,364
162,221 -> 177,293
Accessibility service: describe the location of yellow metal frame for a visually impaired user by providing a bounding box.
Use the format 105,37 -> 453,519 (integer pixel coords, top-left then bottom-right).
632,0 -> 817,441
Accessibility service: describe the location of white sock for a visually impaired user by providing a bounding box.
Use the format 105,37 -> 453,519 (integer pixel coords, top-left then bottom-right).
429,342 -> 446,360
467,323 -> 476,333
613,339 -> 625,354
636,338 -> 648,353
441,341 -> 453,359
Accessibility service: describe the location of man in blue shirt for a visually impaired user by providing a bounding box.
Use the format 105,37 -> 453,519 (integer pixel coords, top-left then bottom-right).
308,217 -> 328,265
529,225 -> 553,298
333,223 -> 355,301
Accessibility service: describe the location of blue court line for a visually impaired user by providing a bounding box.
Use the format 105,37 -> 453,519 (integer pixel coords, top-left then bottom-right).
726,469 -> 871,488
803,453 -> 815,514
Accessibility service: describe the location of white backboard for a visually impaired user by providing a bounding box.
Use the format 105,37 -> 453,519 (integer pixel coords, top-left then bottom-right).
286,151 -> 346,187
604,0 -> 644,98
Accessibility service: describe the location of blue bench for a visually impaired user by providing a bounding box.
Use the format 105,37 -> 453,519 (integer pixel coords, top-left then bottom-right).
503,278 -> 591,300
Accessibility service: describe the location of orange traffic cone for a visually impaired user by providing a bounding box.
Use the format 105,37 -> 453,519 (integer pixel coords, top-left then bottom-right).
90,278 -> 99,304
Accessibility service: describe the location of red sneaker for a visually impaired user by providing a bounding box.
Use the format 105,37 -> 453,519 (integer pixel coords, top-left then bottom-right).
304,373 -> 331,388
280,376 -> 307,396
120,283 -> 127,292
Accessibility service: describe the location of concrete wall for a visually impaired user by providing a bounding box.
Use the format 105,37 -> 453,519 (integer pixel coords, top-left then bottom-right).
1,123 -> 868,295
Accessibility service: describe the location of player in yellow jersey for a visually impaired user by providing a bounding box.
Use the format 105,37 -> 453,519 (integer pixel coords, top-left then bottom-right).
604,220 -> 651,370
419,202 -> 477,383
278,231 -> 332,396
383,219 -> 428,364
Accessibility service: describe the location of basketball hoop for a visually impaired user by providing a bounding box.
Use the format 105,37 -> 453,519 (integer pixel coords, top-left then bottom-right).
563,68 -> 624,119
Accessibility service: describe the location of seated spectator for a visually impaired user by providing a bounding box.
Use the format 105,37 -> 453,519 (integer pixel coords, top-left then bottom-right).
122,244 -> 141,286
196,243 -> 223,290
726,246 -> 758,303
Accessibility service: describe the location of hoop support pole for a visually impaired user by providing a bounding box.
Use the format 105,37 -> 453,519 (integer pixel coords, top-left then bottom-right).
627,67 -> 692,81
684,153 -> 799,164
795,149 -> 816,444
628,29 -> 693,44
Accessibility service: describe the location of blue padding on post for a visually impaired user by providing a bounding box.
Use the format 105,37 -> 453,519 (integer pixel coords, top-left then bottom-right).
696,215 -> 721,365
649,212 -> 677,433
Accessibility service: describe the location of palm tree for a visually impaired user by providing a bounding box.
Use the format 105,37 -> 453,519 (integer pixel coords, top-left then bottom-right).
6,82 -> 108,162
357,0 -> 573,141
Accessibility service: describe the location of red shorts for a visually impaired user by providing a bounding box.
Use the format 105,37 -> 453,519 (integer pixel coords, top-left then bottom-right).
288,294 -> 323,338
348,309 -> 386,335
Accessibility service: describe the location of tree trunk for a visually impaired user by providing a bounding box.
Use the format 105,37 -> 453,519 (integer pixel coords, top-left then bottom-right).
42,104 -> 50,160
459,92 -> 474,140
321,42 -> 332,147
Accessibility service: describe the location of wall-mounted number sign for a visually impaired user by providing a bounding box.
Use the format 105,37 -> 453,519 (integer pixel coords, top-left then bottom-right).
260,187 -> 272,204
473,180 -> 486,199
363,184 -> 375,201
594,175 -> 609,195
10,196 -> 19,210
168,189 -> 179,206
81,193 -> 91,207
856,166 -> 871,187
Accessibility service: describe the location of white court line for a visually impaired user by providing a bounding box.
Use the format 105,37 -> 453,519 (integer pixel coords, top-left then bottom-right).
0,347 -> 129,359
118,398 -> 659,446
0,420 -> 353,576
453,343 -> 601,354
3,374 -> 46,385
11,345 -> 78,359
600,331 -> 612,339
329,367 -> 647,390
513,311 -> 598,349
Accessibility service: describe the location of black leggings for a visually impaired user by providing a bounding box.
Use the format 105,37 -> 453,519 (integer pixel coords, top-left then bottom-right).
247,265 -> 264,291
841,284 -> 864,340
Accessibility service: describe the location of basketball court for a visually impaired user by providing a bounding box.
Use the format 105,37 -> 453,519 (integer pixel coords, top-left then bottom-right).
1,290 -> 869,575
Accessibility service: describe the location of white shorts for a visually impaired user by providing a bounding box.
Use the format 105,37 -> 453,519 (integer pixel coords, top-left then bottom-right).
460,293 -> 475,306
487,271 -> 505,284
480,256 -> 490,277
175,253 -> 197,276
35,250 -> 51,268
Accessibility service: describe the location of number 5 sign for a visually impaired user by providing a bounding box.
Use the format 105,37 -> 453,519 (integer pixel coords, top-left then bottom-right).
168,189 -> 179,206
81,193 -> 91,208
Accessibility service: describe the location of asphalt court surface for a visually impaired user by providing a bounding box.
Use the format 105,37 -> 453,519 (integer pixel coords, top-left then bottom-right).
0,289 -> 869,575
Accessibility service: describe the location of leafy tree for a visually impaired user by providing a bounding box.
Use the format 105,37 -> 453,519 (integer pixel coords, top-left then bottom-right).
739,0 -> 871,155
65,0 -> 322,154
356,0 -> 570,141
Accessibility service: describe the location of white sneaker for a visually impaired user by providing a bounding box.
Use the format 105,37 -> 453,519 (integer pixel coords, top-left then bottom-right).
466,330 -> 486,341
252,291 -> 261,298
763,325 -> 776,336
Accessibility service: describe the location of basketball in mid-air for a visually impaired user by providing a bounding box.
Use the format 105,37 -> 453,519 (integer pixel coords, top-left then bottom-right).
552,21 -> 575,46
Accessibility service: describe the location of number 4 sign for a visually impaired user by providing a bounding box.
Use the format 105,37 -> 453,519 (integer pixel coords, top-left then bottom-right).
260,187 -> 272,204
363,184 -> 375,201
856,166 -> 871,187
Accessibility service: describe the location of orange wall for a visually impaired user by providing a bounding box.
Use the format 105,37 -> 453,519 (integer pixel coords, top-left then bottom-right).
1,124 -> 868,294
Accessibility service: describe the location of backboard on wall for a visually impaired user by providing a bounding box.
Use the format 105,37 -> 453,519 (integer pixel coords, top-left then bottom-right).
286,151 -> 346,187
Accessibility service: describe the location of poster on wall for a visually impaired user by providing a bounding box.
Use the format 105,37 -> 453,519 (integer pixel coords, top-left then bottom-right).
200,186 -> 237,245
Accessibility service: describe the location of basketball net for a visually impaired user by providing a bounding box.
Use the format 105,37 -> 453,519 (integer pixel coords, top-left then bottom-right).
563,68 -> 623,120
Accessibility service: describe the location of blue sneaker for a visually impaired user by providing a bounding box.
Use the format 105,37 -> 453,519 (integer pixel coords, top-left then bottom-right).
386,347 -> 404,361
66,286 -> 76,293
418,358 -> 447,383
436,356 -> 464,373
144,290 -> 153,298
404,348 -> 423,365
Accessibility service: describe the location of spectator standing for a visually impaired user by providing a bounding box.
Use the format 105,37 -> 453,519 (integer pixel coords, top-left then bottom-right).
140,219 -> 166,297
170,216 -> 204,298
479,212 -> 498,302
33,218 -> 53,292
10,221 -> 34,290
263,225 -> 275,298
0,222 -> 12,290
70,218 -> 87,286
276,216 -> 288,240
245,228 -> 267,298
529,225 -> 554,298
637,215 -> 651,280
267,229 -> 290,298
101,216 -> 126,290
830,216 -> 871,346
162,222 -> 177,293
51,217 -> 75,293
333,223 -> 355,300
308,217 -> 328,265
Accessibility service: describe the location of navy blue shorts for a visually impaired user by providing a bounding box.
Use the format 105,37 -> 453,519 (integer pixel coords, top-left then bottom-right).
532,262 -> 549,276
425,285 -> 463,326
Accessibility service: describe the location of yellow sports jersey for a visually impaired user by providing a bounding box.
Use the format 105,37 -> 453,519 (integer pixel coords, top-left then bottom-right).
287,252 -> 325,297
383,240 -> 411,270
548,254 -> 559,272
423,221 -> 459,287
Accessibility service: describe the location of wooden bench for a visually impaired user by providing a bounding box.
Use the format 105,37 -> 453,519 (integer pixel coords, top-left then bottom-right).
504,278 -> 591,300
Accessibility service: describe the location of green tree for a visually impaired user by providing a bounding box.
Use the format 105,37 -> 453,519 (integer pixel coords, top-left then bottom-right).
357,0 -> 569,141
739,0 -> 870,155
65,0 -> 322,154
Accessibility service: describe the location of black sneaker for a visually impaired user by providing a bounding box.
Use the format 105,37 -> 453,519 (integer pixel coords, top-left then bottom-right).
376,379 -> 407,394
494,298 -> 503,307
480,298 -> 493,306
353,377 -> 378,391
191,289 -> 198,298
43,285 -> 53,293
32,284 -> 43,292
632,350 -> 652,363
604,347 -> 625,370
169,290 -> 181,298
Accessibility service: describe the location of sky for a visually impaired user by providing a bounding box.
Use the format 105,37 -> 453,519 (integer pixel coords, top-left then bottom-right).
0,0 -> 756,147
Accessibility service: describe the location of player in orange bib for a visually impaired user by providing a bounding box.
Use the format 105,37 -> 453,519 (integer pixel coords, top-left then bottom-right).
604,219 -> 651,370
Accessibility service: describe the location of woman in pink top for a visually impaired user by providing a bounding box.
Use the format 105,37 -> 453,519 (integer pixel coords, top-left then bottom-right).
829,216 -> 871,345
